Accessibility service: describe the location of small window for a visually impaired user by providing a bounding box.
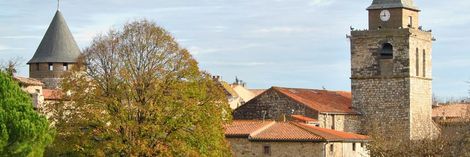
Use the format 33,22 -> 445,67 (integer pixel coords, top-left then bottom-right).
331,115 -> 335,130
361,143 -> 365,148
63,63 -> 68,71
423,50 -> 426,77
263,145 -> 271,155
48,63 -> 53,71
330,144 -> 334,152
36,63 -> 40,71
353,143 -> 356,151
408,16 -> 413,27
416,49 -> 419,76
381,43 -> 393,59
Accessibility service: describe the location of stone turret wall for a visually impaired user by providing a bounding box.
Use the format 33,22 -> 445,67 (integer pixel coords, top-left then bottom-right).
29,63 -> 74,89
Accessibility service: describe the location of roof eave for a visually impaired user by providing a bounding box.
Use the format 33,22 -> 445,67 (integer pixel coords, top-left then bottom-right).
367,5 -> 420,12
248,139 -> 326,143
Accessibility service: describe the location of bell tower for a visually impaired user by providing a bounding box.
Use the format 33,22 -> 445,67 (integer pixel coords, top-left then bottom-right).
350,0 -> 437,140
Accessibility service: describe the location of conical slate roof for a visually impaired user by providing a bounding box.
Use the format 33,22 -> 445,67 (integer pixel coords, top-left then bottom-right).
367,0 -> 419,11
28,10 -> 81,64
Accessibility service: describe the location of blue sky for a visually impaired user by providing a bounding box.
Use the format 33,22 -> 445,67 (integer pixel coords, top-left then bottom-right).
0,0 -> 469,98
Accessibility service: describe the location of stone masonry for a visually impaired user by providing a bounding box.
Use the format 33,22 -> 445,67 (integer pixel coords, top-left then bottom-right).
233,88 -> 362,133
350,27 -> 438,139
29,63 -> 74,89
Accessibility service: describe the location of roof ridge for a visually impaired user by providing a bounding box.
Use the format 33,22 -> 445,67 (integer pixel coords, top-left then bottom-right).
292,122 -> 368,142
289,122 -> 327,141
273,88 -> 340,112
248,121 -> 276,139
290,122 -> 328,140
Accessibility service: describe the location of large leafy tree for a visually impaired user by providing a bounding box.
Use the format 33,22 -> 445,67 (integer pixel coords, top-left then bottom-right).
0,72 -> 54,156
46,20 -> 231,156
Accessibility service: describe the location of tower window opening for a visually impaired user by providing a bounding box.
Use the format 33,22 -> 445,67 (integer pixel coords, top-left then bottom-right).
408,16 -> 413,27
48,63 -> 53,71
423,50 -> 426,77
416,49 -> 419,76
380,43 -> 393,59
63,63 -> 68,71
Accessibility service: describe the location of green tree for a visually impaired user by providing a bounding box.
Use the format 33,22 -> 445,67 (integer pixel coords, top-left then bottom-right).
0,72 -> 54,156
46,20 -> 231,156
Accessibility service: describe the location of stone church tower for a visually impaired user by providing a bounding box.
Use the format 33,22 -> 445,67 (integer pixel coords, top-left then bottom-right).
27,10 -> 81,89
350,0 -> 437,140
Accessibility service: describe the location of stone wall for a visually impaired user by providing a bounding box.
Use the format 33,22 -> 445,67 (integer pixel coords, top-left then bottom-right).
351,78 -> 411,137
29,63 -> 74,89
350,28 -> 437,139
233,89 -> 319,121
233,89 -> 361,132
368,8 -> 419,30
227,138 -> 369,157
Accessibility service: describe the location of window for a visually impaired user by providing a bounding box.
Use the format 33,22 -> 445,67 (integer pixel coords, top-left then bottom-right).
48,63 -> 53,71
263,145 -> 271,155
408,16 -> 413,27
36,63 -> 40,71
330,144 -> 334,152
361,143 -> 365,148
423,50 -> 426,77
416,49 -> 419,76
63,63 -> 68,71
353,143 -> 356,151
381,43 -> 393,59
331,115 -> 335,130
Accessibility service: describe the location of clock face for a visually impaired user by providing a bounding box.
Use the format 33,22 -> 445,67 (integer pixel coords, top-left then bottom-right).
380,10 -> 391,21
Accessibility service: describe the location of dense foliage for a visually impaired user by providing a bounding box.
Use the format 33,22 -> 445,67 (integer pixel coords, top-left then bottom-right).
0,72 -> 54,156
46,20 -> 231,156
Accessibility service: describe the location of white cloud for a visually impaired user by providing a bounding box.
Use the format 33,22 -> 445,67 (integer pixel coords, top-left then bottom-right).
253,26 -> 320,34
205,61 -> 269,67
188,46 -> 223,55
0,45 -> 25,51
308,0 -> 334,6
0,35 -> 42,39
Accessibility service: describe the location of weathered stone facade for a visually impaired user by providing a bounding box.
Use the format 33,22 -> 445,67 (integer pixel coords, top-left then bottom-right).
233,88 -> 362,133
227,138 -> 368,157
29,63 -> 73,89
350,6 -> 437,139
233,89 -> 318,121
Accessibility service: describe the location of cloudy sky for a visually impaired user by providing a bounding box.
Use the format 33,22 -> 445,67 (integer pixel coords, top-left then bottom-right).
0,0 -> 469,98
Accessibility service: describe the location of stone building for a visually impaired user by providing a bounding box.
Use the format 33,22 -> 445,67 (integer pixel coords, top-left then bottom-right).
432,104 -> 470,121
214,76 -> 259,109
10,9 -> 79,110
233,87 -> 361,133
27,10 -> 81,89
349,0 -> 438,140
225,120 -> 369,157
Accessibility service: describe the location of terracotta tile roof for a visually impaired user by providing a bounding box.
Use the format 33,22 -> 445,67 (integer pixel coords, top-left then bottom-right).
249,89 -> 266,96
225,120 -> 368,142
43,89 -> 63,100
13,76 -> 44,86
293,122 -> 369,142
250,122 -> 323,141
433,104 -> 470,118
291,115 -> 318,123
225,120 -> 275,137
272,87 -> 357,114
